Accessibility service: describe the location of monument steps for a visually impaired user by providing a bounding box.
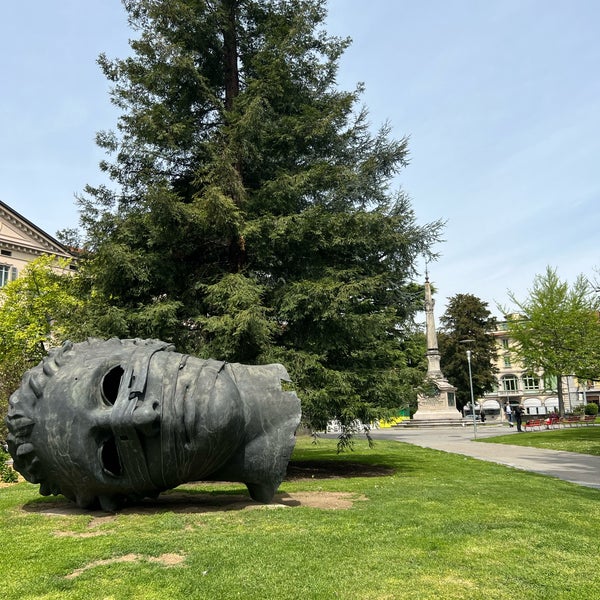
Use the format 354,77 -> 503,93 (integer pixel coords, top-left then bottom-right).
398,418 -> 476,428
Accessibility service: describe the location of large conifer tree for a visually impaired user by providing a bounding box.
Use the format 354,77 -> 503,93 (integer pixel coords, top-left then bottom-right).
75,0 -> 442,429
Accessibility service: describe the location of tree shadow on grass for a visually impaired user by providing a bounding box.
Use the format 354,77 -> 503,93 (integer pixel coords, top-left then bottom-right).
285,460 -> 395,480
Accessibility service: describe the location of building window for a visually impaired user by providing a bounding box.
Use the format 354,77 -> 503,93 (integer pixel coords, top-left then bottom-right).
0,266 -> 7,286
501,375 -> 519,392
503,354 -> 511,368
0,264 -> 17,287
523,374 -> 540,391
501,338 -> 509,349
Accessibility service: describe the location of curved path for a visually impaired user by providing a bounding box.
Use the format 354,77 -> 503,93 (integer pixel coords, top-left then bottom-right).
370,424 -> 600,490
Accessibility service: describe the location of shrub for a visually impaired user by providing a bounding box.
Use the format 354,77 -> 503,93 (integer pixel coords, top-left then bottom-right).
584,402 -> 599,416
0,449 -> 18,483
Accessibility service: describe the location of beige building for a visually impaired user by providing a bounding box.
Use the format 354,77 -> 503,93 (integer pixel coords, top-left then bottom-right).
481,319 -> 592,420
0,200 -> 75,286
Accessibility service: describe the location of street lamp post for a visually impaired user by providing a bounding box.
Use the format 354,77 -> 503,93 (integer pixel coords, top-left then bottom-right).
466,349 -> 477,439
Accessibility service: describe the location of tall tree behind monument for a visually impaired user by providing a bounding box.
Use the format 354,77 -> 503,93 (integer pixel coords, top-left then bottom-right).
438,293 -> 498,413
73,0 -> 442,431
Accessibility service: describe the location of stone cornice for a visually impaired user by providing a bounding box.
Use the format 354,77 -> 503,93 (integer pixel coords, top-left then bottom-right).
0,200 -> 74,259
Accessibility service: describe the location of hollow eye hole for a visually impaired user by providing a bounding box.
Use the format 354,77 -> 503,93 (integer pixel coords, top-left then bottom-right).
101,365 -> 124,406
100,436 -> 123,477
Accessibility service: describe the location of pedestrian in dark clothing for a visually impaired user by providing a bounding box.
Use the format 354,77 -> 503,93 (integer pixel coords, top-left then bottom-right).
513,405 -> 523,432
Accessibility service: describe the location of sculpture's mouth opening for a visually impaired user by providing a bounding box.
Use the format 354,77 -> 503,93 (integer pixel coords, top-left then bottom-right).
99,436 -> 123,477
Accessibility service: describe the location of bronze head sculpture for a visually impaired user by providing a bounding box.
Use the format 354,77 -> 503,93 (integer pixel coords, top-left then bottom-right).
6,338 -> 301,511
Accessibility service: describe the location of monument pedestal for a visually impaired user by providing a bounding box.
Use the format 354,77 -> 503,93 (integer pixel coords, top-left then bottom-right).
412,379 -> 462,424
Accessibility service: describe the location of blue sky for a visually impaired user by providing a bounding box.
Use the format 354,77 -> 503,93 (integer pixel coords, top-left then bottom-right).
1,1 -> 598,316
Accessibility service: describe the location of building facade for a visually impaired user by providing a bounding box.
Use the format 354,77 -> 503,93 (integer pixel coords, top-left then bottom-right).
0,200 -> 75,285
480,319 -> 592,420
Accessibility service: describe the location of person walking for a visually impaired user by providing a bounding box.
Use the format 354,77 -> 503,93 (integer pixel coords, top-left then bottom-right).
505,402 -> 513,427
513,405 -> 523,432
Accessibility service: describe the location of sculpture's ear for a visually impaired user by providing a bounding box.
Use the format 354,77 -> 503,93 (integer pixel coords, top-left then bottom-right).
226,362 -> 293,387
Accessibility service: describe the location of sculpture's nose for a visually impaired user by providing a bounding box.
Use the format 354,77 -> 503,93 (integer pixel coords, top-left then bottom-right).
132,398 -> 161,437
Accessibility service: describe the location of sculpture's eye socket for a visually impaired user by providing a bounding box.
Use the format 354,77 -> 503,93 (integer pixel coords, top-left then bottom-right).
101,365 -> 124,406
100,436 -> 123,477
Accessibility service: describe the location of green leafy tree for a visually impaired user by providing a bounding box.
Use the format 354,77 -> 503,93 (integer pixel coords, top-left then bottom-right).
75,0 -> 441,431
506,266 -> 600,416
438,294 -> 498,412
0,255 -> 81,440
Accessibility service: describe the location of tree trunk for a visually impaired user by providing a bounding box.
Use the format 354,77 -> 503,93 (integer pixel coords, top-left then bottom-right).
221,1 -> 245,272
557,374 -> 565,417
222,0 -> 240,112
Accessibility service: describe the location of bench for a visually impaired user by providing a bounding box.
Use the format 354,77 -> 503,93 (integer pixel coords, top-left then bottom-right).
524,415 -> 595,431
524,419 -> 543,431
560,415 -> 583,427
544,416 -> 561,429
557,415 -> 597,427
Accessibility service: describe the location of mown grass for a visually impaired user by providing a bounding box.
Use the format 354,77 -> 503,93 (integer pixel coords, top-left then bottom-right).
1,436 -> 599,600
478,425 -> 600,455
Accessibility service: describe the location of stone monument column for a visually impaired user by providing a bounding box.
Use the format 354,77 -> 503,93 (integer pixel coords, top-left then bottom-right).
412,275 -> 461,422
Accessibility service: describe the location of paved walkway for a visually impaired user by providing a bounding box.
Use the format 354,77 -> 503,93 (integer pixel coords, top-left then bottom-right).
370,424 -> 600,490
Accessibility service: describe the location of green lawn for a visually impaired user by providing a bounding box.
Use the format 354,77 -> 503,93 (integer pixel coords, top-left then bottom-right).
478,425 -> 600,455
1,436 -> 599,600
